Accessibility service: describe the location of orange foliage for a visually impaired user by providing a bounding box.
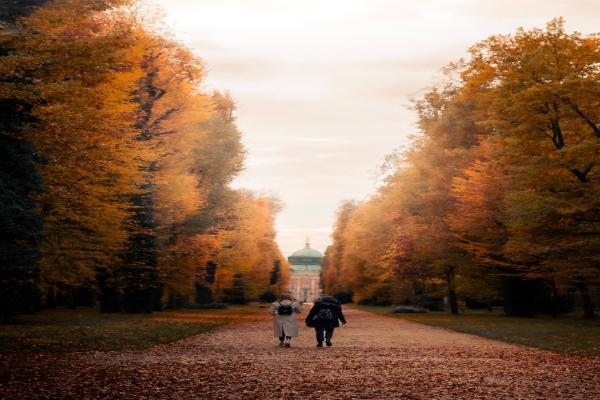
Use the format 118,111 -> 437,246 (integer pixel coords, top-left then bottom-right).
326,19 -> 599,316
0,0 -> 286,310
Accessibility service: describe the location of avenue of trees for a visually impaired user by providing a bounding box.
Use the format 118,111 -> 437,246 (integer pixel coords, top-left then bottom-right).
322,19 -> 599,318
0,0 -> 288,317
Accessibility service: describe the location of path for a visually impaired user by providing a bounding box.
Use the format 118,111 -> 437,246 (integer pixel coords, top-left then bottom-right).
2,308 -> 600,399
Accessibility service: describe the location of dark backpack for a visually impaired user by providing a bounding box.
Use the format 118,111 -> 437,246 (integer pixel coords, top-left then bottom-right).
314,308 -> 334,321
277,303 -> 293,315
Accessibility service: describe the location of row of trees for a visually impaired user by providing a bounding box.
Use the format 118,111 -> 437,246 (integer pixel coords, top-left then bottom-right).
0,0 -> 288,317
322,19 -> 599,318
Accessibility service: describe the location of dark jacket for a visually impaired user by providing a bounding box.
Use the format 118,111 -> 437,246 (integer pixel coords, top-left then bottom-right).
305,297 -> 346,328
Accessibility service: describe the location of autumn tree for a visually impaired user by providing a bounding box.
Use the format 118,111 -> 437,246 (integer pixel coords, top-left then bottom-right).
456,18 -> 600,317
321,200 -> 357,296
0,0 -> 287,316
0,2 -> 47,316
156,92 -> 245,307
0,0 -> 145,313
213,191 -> 288,304
327,19 -> 599,318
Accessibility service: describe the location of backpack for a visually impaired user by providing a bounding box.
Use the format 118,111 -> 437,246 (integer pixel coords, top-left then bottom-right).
277,303 -> 293,315
314,307 -> 334,321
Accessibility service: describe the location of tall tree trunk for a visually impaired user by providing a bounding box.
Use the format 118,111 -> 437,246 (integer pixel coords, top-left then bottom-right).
550,280 -> 559,318
166,288 -> 177,309
578,282 -> 595,319
121,162 -> 161,313
46,286 -> 56,309
446,266 -> 459,315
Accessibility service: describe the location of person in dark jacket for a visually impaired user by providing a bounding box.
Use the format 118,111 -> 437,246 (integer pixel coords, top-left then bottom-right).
305,295 -> 346,347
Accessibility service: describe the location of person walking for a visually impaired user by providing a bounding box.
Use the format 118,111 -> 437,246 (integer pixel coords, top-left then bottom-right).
305,295 -> 346,347
269,293 -> 301,347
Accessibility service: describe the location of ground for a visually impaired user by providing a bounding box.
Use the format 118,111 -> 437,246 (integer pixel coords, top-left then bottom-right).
355,305 -> 600,357
2,308 -> 600,399
0,307 -> 263,353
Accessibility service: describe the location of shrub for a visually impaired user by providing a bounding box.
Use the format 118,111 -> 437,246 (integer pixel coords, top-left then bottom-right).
392,305 -> 428,313
259,291 -> 276,303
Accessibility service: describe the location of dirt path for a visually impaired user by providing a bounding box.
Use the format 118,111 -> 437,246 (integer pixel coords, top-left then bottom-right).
2,308 -> 600,399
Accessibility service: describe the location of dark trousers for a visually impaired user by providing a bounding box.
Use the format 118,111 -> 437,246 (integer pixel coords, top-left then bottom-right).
315,327 -> 334,343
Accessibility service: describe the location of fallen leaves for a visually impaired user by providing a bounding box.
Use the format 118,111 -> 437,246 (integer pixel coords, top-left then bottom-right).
1,309 -> 599,399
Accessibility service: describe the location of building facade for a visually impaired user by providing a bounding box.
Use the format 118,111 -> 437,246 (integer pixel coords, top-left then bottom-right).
288,240 -> 323,302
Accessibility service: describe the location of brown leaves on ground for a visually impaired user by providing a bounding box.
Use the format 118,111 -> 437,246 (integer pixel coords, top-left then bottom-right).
1,309 -> 599,399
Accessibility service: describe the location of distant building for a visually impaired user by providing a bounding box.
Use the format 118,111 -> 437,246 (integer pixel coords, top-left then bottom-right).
288,239 -> 323,302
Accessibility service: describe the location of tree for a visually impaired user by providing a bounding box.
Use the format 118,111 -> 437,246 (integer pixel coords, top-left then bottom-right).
0,0 -> 144,312
322,201 -> 357,294
213,192 -> 288,303
325,19 -> 599,318
0,0 -> 288,316
459,18 -> 600,317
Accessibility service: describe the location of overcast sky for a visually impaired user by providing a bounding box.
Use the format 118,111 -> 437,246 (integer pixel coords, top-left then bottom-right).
152,0 -> 599,257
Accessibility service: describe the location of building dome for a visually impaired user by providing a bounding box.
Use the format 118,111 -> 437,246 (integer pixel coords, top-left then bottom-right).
290,243 -> 323,259
288,239 -> 322,272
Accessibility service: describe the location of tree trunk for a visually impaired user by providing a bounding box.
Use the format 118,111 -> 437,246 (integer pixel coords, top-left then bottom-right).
166,288 -> 176,309
578,282 -> 595,319
446,267 -> 459,315
550,280 -> 559,318
195,284 -> 213,304
66,287 -> 77,309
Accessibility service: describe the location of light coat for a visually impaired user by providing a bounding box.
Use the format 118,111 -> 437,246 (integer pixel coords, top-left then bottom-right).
269,300 -> 301,337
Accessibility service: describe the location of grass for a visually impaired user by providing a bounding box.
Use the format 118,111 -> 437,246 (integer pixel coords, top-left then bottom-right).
353,304 -> 600,357
0,305 -> 268,353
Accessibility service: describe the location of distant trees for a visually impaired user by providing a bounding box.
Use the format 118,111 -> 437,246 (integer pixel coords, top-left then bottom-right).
212,192 -> 288,303
322,19 -> 599,318
0,0 -> 287,317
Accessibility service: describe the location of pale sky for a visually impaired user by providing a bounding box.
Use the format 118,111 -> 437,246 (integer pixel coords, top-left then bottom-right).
152,0 -> 599,257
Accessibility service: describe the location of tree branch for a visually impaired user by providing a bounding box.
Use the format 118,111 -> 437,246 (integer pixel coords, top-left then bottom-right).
564,99 -> 600,138
570,162 -> 594,183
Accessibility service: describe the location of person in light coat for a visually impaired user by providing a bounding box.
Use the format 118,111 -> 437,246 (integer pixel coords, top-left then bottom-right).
269,292 -> 301,347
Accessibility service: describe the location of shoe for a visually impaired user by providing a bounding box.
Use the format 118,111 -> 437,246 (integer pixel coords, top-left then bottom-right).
278,342 -> 285,347
316,342 -> 323,347
284,343 -> 291,348
326,340 -> 332,347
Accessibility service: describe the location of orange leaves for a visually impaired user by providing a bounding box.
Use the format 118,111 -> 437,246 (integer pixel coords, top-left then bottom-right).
212,191 -> 287,300
456,19 -> 600,288
327,19 -> 600,310
0,0 -> 286,309
0,3 -> 149,291
5,309 -> 600,398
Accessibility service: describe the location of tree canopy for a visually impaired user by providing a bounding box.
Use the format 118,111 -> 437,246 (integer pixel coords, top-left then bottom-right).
322,19 -> 599,318
0,0 -> 288,316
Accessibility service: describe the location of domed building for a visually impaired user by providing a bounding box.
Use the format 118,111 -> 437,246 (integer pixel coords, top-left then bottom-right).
288,239 -> 323,302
